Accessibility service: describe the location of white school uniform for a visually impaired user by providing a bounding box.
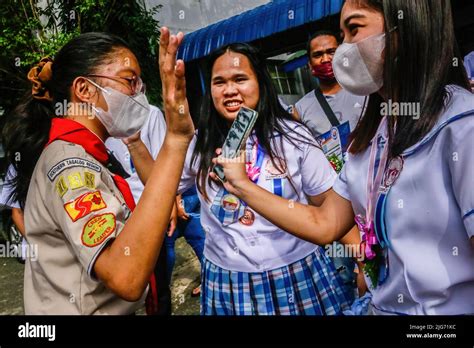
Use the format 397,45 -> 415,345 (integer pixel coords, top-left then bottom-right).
179,121 -> 337,273
0,166 -> 27,261
105,105 -> 167,203
0,165 -> 20,209
333,85 -> 474,315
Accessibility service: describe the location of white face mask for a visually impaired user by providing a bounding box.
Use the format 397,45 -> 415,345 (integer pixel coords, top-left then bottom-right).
87,79 -> 150,138
332,32 -> 386,96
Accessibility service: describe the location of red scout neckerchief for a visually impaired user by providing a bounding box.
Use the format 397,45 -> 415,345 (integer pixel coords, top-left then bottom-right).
46,118 -> 160,314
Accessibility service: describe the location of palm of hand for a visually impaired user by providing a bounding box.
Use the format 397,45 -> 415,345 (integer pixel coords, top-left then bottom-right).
159,28 -> 195,140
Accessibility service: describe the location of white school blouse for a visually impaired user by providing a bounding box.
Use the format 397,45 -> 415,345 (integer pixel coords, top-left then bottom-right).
333,85 -> 474,315
179,121 -> 336,273
0,165 -> 20,209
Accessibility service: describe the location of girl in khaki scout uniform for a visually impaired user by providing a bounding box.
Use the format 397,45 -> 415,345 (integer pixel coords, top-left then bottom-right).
3,28 -> 193,314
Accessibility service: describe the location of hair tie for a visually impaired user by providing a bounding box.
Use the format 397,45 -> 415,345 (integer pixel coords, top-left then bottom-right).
27,57 -> 53,102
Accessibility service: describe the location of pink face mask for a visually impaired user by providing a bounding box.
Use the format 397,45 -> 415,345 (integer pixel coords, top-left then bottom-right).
311,61 -> 336,81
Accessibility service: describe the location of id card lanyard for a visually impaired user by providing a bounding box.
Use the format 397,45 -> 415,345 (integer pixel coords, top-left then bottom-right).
355,116 -> 404,286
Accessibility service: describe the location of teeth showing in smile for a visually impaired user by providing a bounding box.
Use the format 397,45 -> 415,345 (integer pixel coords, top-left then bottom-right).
224,101 -> 241,107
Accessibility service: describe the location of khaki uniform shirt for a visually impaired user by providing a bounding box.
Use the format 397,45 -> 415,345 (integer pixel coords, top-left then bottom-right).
24,140 -> 145,314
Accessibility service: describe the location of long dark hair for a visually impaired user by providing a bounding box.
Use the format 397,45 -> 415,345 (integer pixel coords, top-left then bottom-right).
192,43 -> 314,200
2,32 -> 131,209
348,0 -> 470,156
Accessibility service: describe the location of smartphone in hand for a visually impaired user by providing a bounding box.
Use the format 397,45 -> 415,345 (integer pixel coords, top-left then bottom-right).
213,106 -> 259,181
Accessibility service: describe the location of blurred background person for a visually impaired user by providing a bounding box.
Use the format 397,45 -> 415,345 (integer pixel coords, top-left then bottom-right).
293,30 -> 365,138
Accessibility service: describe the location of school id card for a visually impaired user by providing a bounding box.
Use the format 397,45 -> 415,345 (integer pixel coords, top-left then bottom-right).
316,121 -> 351,173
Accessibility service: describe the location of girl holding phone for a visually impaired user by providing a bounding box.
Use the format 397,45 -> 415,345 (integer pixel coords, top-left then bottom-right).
178,43 -> 356,315
213,0 -> 474,315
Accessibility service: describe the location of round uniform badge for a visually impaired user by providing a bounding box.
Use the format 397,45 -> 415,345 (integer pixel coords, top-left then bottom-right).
383,156 -> 404,188
81,213 -> 116,247
221,194 -> 240,212
239,208 -> 255,226
264,159 -> 287,180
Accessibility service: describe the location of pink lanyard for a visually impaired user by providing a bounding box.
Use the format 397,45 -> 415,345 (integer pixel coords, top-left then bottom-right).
245,139 -> 264,183
355,116 -> 389,260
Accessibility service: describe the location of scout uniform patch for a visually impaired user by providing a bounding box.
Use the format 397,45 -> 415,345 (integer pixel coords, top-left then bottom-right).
63,191 -> 107,222
55,176 -> 68,197
81,213 -> 116,247
67,172 -> 84,190
47,157 -> 101,181
84,171 -> 95,189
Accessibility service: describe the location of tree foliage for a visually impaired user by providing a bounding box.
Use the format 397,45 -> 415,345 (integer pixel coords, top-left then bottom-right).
0,0 -> 162,115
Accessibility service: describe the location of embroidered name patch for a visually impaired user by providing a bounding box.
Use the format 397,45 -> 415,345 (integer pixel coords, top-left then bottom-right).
64,191 -> 107,222
67,172 -> 84,190
81,213 -> 116,247
55,176 -> 68,197
84,171 -> 96,189
48,157 -> 101,181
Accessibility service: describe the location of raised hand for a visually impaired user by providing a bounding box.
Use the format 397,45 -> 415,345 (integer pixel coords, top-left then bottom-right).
159,27 -> 195,141
122,131 -> 141,147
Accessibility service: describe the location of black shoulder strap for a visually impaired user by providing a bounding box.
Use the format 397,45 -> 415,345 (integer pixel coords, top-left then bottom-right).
314,87 -> 340,127
106,150 -> 130,179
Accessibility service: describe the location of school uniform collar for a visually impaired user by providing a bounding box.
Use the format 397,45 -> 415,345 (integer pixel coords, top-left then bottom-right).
365,86 -> 474,156
402,86 -> 474,157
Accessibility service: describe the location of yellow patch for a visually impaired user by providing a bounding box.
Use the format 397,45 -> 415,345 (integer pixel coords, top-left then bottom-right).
81,213 -> 116,247
64,191 -> 107,222
55,176 -> 68,197
68,172 -> 84,190
84,171 -> 95,189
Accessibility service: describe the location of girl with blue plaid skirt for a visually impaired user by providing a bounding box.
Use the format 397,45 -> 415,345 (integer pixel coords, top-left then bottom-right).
178,42 -> 357,315
211,0 -> 474,315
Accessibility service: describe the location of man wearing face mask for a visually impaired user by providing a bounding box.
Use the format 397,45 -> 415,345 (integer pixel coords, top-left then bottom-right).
294,30 -> 366,138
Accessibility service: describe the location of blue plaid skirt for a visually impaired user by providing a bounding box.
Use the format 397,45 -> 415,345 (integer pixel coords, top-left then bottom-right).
201,248 -> 351,315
